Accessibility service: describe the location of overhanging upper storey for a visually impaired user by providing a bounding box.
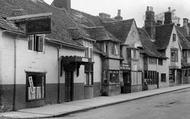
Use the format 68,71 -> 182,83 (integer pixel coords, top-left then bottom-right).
7,13 -> 52,35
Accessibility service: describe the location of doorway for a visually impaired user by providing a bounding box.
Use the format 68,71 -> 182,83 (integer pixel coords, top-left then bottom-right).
122,71 -> 131,93
65,71 -> 74,102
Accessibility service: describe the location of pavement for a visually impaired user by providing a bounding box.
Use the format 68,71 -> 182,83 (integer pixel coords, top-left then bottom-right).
1,84 -> 190,119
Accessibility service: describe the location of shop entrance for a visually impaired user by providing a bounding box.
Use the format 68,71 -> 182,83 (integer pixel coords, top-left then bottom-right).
122,71 -> 131,93
65,71 -> 74,102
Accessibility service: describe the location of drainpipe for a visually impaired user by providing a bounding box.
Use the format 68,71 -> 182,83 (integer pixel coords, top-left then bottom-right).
57,47 -> 61,103
13,35 -> 17,111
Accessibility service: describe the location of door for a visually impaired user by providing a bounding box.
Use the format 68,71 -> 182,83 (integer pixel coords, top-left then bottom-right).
123,71 -> 131,93
65,71 -> 74,102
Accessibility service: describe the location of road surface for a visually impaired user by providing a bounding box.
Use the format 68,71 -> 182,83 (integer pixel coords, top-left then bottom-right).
48,88 -> 190,119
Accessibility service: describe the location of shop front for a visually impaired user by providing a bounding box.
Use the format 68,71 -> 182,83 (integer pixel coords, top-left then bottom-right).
60,56 -> 94,101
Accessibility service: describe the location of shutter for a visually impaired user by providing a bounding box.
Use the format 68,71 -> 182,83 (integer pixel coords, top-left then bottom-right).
38,36 -> 44,52
90,48 -> 93,58
28,35 -> 34,50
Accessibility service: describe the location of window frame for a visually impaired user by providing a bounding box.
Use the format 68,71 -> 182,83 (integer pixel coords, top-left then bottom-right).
161,73 -> 166,82
84,63 -> 94,86
158,59 -> 163,65
170,48 -> 178,62
173,34 -> 176,42
26,72 -> 46,102
28,34 -> 45,52
109,70 -> 119,84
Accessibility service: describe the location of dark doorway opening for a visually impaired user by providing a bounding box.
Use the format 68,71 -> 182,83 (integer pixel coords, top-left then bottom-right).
65,71 -> 74,102
122,71 -> 131,93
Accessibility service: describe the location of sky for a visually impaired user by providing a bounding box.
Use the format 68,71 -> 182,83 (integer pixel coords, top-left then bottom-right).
44,0 -> 190,27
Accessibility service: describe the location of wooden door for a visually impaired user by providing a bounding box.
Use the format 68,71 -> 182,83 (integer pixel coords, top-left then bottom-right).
65,71 -> 74,102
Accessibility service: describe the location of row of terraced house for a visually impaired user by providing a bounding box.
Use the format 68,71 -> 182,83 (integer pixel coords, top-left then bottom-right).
0,0 -> 190,111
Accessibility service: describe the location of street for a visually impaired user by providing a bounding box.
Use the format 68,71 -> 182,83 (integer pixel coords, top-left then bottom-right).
47,88 -> 190,119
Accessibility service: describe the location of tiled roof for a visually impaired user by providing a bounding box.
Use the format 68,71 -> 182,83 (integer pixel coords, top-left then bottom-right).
138,28 -> 166,58
155,24 -> 174,50
71,9 -> 102,27
176,26 -> 190,50
0,0 -> 83,48
84,26 -> 120,42
102,19 -> 134,43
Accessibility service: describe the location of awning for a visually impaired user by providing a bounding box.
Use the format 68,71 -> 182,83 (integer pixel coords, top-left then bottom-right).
60,56 -> 93,76
61,56 -> 89,64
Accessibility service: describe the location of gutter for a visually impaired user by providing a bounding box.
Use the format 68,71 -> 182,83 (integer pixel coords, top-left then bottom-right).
13,36 -> 17,111
57,47 -> 61,103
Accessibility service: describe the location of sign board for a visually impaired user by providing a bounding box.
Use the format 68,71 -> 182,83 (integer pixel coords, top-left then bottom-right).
26,18 -> 51,35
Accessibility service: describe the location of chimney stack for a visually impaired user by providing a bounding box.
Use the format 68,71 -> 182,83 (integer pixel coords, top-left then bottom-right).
164,7 -> 172,24
52,0 -> 71,10
114,9 -> 123,21
99,13 -> 111,19
144,6 -> 155,39
183,18 -> 190,36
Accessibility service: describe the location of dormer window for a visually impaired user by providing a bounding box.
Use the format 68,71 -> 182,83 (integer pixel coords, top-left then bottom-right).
173,34 -> 176,41
28,35 -> 44,52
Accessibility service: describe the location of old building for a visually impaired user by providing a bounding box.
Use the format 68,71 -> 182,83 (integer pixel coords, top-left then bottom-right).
144,7 -> 182,86
0,0 -> 103,111
103,19 -> 143,93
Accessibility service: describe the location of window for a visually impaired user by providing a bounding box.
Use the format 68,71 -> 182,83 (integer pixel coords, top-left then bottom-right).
85,47 -> 93,58
130,49 -> 139,59
103,43 -> 108,53
26,72 -> 45,101
158,59 -> 163,65
161,73 -> 166,82
111,43 -> 118,55
144,70 -> 158,85
28,35 -> 44,52
126,48 -> 131,59
109,70 -> 119,83
149,58 -> 157,64
85,63 -> 93,85
173,34 -> 176,41
171,48 -> 178,62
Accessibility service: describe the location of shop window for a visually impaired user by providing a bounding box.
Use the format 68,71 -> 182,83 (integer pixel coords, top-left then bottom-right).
158,59 -> 163,65
171,48 -> 178,62
161,73 -> 166,82
144,71 -> 158,85
85,64 -> 93,85
26,72 -> 45,101
28,35 -> 44,52
109,71 -> 119,83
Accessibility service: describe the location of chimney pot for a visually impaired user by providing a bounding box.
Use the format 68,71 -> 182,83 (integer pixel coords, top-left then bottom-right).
118,9 -> 121,16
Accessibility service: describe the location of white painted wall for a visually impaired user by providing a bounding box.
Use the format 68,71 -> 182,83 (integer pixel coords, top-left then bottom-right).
158,59 -> 169,87
59,47 -> 85,84
124,21 -> 142,48
0,32 -> 59,84
94,53 -> 102,83
166,26 -> 182,68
